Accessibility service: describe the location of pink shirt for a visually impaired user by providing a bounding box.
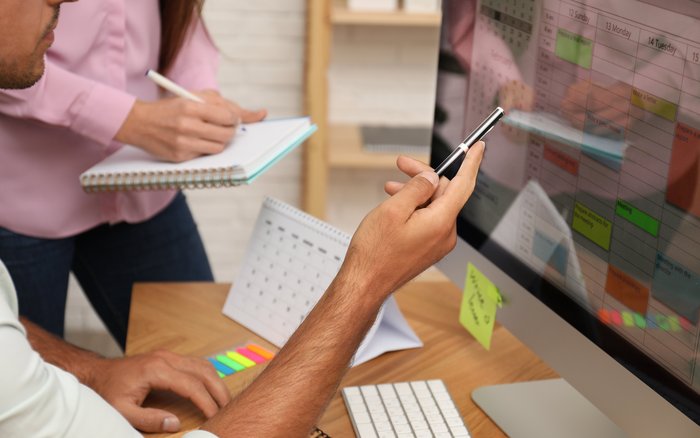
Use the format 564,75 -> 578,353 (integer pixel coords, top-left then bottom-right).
0,0 -> 219,238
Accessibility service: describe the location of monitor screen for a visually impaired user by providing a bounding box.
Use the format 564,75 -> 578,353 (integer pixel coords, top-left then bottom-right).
431,0 -> 700,424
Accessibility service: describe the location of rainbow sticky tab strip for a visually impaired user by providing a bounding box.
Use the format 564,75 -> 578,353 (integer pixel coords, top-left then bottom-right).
207,343 -> 275,379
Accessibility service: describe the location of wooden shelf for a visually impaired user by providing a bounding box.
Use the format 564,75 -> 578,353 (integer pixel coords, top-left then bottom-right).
332,6 -> 441,27
328,125 -> 429,169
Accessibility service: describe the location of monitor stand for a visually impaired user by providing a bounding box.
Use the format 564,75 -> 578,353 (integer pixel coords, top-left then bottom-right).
471,378 -> 626,438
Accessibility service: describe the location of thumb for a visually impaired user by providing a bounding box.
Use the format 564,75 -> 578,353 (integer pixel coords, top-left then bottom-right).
119,403 -> 181,433
388,171 -> 439,218
240,108 -> 267,123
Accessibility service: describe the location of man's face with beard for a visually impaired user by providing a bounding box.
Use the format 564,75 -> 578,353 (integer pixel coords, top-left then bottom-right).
0,0 -> 75,90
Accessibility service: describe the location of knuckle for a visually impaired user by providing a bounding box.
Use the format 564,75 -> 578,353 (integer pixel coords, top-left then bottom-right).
382,202 -> 402,221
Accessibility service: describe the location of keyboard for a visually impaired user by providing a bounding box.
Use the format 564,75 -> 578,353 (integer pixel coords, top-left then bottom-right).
342,380 -> 472,438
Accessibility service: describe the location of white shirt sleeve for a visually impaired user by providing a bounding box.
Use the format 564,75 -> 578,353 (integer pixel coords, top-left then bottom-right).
0,260 -> 220,438
0,263 -> 140,437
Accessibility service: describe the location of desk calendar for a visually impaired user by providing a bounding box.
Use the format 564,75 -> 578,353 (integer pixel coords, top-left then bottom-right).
222,197 -> 422,366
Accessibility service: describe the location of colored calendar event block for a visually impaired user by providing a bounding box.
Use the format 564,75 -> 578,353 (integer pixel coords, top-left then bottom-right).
543,144 -> 578,175
652,253 -> 700,325
604,264 -> 650,315
615,199 -> 660,237
667,122 -> 700,218
572,202 -> 612,251
630,88 -> 677,122
555,29 -> 593,69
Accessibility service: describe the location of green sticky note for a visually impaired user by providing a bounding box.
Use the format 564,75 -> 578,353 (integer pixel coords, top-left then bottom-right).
460,263 -> 502,350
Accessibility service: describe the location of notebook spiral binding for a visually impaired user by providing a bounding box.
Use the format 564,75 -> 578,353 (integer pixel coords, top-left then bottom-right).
264,197 -> 351,246
80,167 -> 242,192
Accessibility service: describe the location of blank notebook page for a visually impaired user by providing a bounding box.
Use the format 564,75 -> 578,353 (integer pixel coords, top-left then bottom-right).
85,118 -> 310,175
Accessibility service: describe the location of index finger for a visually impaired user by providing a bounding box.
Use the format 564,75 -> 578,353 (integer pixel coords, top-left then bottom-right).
173,357 -> 231,408
193,102 -> 238,127
149,366 -> 220,418
429,141 -> 485,217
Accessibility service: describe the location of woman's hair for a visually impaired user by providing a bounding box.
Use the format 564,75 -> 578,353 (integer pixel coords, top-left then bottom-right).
159,0 -> 205,74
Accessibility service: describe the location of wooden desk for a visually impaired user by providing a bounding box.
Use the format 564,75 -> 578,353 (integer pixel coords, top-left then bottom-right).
126,281 -> 557,437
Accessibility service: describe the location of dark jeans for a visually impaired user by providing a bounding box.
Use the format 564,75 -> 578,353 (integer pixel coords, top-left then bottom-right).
0,192 -> 213,349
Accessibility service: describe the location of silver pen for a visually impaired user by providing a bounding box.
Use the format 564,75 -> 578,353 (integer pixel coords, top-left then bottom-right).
434,107 -> 504,176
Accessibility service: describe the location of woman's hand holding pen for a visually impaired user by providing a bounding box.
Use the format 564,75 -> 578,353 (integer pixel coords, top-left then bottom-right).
115,91 -> 267,163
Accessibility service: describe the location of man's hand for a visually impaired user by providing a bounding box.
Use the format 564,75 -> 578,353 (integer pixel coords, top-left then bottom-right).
22,318 -> 232,433
345,142 -> 485,297
115,91 -> 267,163
200,143 -> 484,438
84,350 -> 231,433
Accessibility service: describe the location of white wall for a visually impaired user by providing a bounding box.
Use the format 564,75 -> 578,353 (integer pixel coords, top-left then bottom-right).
65,0 -> 441,356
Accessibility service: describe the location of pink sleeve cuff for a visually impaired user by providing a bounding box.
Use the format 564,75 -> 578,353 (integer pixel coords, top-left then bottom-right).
71,82 -> 135,146
0,60 -> 135,147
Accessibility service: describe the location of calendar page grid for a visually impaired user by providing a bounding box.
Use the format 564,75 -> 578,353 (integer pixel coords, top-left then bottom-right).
229,201 -> 350,347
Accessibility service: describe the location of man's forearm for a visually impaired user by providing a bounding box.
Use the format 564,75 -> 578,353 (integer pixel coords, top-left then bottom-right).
201,268 -> 386,437
21,317 -> 104,385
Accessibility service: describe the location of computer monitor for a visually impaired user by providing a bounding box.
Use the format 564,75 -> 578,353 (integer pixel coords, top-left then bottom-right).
432,0 -> 700,436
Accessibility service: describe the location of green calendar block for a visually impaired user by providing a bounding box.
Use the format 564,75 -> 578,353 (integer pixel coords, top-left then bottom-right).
572,202 -> 612,251
615,199 -> 660,237
555,29 -> 593,69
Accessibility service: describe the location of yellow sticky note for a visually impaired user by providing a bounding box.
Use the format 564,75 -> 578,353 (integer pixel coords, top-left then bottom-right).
459,263 -> 502,350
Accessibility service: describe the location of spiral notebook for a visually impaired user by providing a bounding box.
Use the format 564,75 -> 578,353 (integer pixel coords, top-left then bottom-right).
222,197 -> 423,366
79,117 -> 316,192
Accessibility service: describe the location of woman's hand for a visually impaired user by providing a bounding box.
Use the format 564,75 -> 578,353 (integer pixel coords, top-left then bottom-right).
115,91 -> 267,163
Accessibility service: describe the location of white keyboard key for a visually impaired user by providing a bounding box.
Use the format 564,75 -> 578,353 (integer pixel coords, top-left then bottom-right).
393,423 -> 412,434
383,398 -> 402,408
374,421 -> 393,431
345,387 -> 361,397
370,411 -> 389,423
355,423 -> 378,438
450,424 -> 471,436
361,386 -> 379,397
426,414 -> 444,425
387,407 -> 405,418
410,381 -> 430,394
394,383 -> 413,395
344,380 -> 471,438
354,411 -> 372,424
430,422 -> 449,434
378,384 -> 397,399
410,419 -> 430,430
441,406 -> 462,418
346,393 -> 365,405
447,416 -> 466,427
427,380 -> 446,393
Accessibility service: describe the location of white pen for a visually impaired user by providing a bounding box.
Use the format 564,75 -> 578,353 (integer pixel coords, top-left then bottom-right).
146,69 -> 205,103
434,107 -> 504,176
